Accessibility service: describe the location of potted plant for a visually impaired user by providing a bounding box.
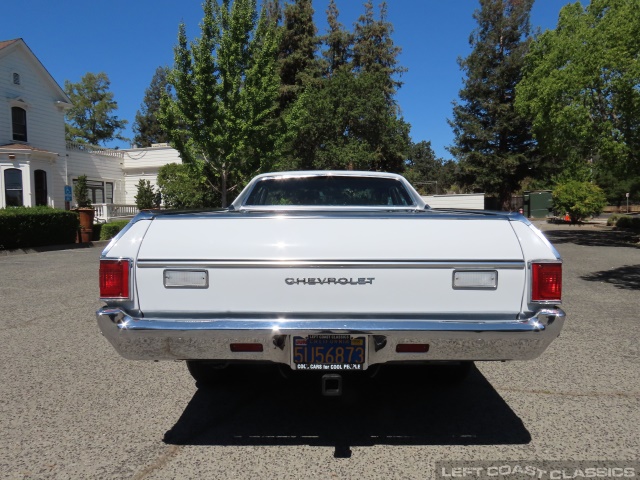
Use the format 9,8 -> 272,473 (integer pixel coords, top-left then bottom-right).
74,175 -> 95,243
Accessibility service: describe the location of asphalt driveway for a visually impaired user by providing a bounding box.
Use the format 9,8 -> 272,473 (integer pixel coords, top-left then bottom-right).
0,222 -> 638,479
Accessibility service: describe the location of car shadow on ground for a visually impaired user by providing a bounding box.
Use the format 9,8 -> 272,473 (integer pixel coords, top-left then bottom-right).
581,264 -> 640,290
543,228 -> 640,248
163,364 -> 531,456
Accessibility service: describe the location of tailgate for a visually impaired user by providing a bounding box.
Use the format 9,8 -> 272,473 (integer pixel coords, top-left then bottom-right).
134,216 -> 525,315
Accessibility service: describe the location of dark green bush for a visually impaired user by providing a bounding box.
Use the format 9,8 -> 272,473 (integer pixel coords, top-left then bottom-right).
615,215 -> 640,230
607,214 -> 623,226
99,220 -> 131,240
0,207 -> 79,250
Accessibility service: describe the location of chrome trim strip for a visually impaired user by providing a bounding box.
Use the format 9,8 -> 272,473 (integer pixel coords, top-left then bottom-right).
136,259 -> 526,270
96,307 -> 566,362
97,308 -> 564,334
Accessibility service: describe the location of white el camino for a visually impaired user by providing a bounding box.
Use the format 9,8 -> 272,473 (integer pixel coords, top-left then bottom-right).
96,171 -> 564,393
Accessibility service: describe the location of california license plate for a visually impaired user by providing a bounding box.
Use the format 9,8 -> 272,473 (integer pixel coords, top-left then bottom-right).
292,335 -> 366,371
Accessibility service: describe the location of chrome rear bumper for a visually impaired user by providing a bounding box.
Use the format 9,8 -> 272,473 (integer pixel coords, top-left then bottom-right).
96,308 -> 565,366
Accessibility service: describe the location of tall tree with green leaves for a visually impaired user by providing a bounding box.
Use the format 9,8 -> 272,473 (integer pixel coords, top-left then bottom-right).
133,66 -> 172,147
449,0 -> 536,209
515,0 -> 640,181
64,72 -> 128,146
322,0 -> 352,76
285,0 -> 410,173
277,0 -> 321,111
353,1 -> 406,101
160,0 -> 281,207
404,141 -> 457,194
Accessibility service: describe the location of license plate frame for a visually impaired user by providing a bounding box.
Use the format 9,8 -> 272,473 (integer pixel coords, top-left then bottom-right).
291,334 -> 367,371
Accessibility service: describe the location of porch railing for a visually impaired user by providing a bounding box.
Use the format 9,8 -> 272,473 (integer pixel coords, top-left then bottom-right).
94,204 -> 139,223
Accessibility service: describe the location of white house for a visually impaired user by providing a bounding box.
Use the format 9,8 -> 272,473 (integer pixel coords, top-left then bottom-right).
0,38 -> 180,219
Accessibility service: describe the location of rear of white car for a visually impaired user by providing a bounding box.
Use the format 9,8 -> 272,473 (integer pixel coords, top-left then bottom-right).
96,172 -> 564,389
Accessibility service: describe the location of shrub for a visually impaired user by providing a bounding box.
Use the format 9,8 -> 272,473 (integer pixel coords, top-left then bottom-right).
607,214 -> 623,226
74,175 -> 92,208
615,215 -> 640,231
552,181 -> 607,223
157,163 -> 217,209
0,207 -> 79,249
135,179 -> 158,209
99,220 -> 131,240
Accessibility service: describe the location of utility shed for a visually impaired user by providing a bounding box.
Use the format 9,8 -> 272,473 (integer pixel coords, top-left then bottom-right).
422,194 -> 485,210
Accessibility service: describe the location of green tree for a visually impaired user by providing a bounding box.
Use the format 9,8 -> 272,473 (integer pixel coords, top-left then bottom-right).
134,179 -> 157,209
133,67 -> 171,147
277,0 -> 321,111
449,0 -> 536,209
160,0 -> 282,207
515,0 -> 640,180
284,1 -> 410,172
73,175 -> 91,208
64,72 -> 129,146
553,180 -> 607,223
404,141 -> 457,194
156,163 -> 217,209
353,1 -> 406,101
321,0 -> 352,76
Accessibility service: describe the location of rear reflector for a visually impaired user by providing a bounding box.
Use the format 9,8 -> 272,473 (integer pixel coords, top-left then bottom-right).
531,262 -> 562,302
100,259 -> 130,299
396,343 -> 430,353
453,270 -> 498,289
230,343 -> 264,353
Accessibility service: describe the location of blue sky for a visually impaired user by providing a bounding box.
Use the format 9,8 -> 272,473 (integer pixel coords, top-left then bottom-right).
5,0 -> 575,159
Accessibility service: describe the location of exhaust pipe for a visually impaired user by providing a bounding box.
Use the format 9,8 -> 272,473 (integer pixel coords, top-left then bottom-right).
322,374 -> 342,396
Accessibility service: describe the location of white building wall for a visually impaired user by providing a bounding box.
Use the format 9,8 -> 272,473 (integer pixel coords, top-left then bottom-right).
65,146 -> 126,205
422,194 -> 485,210
122,146 -> 182,204
0,44 -> 69,209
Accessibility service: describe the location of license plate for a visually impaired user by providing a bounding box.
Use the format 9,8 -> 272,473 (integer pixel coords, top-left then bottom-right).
292,334 -> 366,371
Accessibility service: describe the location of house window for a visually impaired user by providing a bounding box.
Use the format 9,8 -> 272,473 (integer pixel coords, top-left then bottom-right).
13,73 -> 20,85
72,179 -> 113,204
35,170 -> 48,206
12,107 -> 27,142
106,182 -> 114,203
4,169 -> 24,206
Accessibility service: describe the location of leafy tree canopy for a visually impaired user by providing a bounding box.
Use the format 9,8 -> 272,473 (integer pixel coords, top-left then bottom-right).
160,0 -> 282,207
283,0 -> 410,173
404,141 -> 457,194
64,72 -> 129,146
156,162 -> 217,209
133,67 -> 172,147
516,0 -> 640,178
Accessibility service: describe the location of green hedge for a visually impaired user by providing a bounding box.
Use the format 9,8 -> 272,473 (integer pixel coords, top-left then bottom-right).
615,215 -> 640,230
99,220 -> 131,240
0,207 -> 79,250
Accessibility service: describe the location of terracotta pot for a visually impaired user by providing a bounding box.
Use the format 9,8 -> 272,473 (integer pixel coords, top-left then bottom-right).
76,208 -> 95,243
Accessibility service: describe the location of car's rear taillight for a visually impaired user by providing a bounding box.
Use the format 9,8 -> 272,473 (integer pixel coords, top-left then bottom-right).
100,259 -> 130,299
531,262 -> 562,303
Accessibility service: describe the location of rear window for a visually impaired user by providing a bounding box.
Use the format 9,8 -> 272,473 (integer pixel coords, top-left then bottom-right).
244,176 -> 415,206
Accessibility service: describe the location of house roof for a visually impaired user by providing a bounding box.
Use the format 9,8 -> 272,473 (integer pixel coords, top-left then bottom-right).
0,39 -> 20,51
0,143 -> 58,156
0,38 -> 71,104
